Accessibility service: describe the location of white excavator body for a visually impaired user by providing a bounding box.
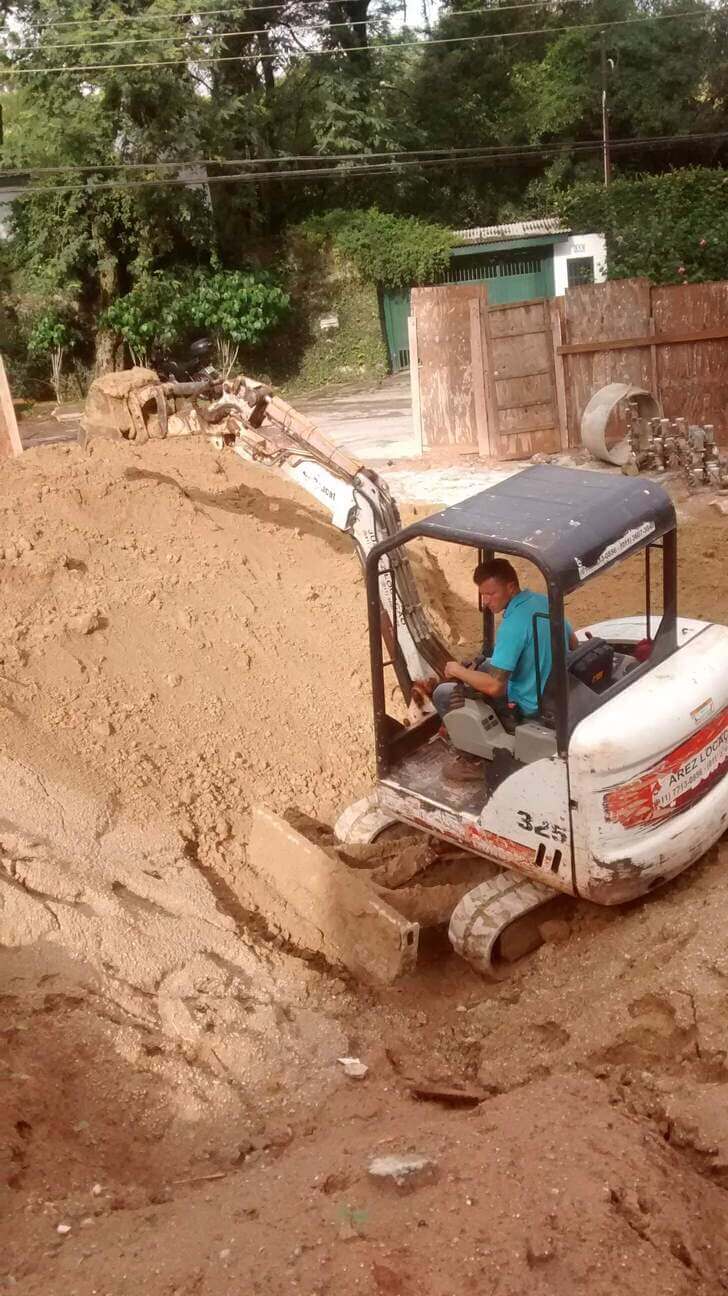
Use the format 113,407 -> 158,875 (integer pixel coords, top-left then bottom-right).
569,618 -> 728,905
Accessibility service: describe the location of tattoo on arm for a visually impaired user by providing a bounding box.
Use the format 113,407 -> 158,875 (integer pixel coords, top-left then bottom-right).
484,665 -> 511,684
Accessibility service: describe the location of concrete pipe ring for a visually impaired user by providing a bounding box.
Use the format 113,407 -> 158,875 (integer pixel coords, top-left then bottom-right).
581,382 -> 662,467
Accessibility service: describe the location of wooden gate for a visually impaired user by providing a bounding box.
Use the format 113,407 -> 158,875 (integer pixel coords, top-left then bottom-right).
410,285 -> 562,459
483,299 -> 561,460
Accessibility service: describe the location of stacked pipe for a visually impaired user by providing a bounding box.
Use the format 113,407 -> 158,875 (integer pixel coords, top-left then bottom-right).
623,401 -> 728,492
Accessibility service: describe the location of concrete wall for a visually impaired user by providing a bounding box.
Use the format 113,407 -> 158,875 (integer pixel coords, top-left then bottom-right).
553,233 -> 607,295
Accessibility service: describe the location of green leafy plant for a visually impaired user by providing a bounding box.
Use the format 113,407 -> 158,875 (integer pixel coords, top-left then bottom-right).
101,273 -> 192,367
26,308 -> 81,402
298,209 -> 455,289
187,270 -> 290,377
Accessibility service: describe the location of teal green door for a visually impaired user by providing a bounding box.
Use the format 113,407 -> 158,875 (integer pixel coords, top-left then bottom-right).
382,288 -> 412,372
381,246 -> 554,371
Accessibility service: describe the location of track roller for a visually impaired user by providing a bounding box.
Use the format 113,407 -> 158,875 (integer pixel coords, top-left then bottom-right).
334,794 -> 400,846
448,871 -> 553,979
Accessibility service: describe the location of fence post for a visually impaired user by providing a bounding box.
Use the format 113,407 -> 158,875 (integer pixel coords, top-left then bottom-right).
548,300 -> 570,451
0,354 -> 23,461
469,295 -> 492,457
648,288 -> 660,407
407,314 -> 423,455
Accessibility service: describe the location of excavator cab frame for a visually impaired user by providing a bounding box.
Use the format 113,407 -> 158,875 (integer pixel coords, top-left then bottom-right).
366,466 -> 678,778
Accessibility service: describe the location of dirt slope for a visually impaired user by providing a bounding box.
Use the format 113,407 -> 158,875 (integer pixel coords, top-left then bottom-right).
3,436 -> 728,1295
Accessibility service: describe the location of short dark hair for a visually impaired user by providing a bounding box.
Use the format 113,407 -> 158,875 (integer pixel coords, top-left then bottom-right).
473,557 -> 519,586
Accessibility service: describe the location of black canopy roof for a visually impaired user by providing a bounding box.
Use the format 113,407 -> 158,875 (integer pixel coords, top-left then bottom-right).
398,465 -> 675,593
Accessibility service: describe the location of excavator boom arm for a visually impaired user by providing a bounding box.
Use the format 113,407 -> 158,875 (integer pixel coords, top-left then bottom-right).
211,381 -> 450,696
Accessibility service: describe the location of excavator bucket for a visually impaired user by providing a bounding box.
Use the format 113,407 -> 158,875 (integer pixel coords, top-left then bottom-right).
79,367 -> 210,449
245,806 -> 419,985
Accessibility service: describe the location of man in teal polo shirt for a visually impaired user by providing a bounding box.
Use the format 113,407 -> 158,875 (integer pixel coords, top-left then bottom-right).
432,557 -> 576,780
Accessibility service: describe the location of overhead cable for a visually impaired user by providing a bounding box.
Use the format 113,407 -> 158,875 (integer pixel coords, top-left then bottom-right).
7,128 -> 728,195
1,7 -> 719,75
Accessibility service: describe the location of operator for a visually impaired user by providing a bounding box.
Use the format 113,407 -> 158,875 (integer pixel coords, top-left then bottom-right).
432,558 -> 577,780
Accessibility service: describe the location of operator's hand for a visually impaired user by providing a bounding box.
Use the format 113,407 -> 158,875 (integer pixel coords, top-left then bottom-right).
444,660 -> 466,681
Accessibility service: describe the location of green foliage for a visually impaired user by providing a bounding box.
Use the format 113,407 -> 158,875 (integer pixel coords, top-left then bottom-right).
101,273 -> 193,366
5,0 -> 728,390
101,268 -> 290,371
189,270 -> 290,347
548,168 -> 728,285
291,279 -> 388,391
299,209 -> 454,288
26,310 -> 80,359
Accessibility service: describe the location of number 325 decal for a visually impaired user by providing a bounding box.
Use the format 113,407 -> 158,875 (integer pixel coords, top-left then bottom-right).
516,810 -> 567,843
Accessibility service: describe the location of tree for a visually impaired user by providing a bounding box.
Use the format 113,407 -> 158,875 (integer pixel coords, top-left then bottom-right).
26,307 -> 80,402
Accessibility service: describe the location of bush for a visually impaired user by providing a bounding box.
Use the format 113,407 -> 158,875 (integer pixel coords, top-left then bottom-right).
545,167 -> 728,286
102,268 -> 290,374
26,308 -> 81,403
101,272 -> 192,367
188,270 -> 290,376
299,208 -> 454,288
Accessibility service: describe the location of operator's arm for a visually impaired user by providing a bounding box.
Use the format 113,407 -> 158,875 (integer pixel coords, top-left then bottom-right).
444,661 -> 510,697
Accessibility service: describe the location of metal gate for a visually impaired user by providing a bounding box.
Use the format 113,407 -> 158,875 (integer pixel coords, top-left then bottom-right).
382,247 -> 554,372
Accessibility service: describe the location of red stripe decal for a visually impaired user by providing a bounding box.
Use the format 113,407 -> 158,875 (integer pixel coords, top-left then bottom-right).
603,704 -> 728,828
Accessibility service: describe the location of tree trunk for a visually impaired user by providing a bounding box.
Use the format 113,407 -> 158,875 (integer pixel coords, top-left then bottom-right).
92,223 -> 121,375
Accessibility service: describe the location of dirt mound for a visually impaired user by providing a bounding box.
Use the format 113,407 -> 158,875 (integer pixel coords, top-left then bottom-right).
0,437 -> 374,843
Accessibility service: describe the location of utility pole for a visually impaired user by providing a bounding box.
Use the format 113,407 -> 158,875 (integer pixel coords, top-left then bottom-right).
600,30 -> 611,186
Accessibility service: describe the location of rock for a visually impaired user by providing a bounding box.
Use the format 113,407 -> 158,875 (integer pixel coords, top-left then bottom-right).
368,1154 -> 438,1190
91,1183 -> 103,1197
219,1248 -> 232,1262
91,718 -> 114,739
538,918 -> 571,944
56,1223 -> 72,1235
71,610 -> 102,636
166,673 -> 182,688
710,498 -> 728,516
338,1056 -> 369,1080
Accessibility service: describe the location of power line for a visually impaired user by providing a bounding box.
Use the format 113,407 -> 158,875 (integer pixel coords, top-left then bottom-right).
5,127 -> 728,177
4,0 -> 642,55
6,128 -> 728,195
1,7 -> 718,75
8,15 -> 391,53
17,0 -> 672,31
30,2 -> 324,27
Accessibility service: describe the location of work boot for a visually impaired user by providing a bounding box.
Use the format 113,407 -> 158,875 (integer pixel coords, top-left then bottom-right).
443,753 -> 485,783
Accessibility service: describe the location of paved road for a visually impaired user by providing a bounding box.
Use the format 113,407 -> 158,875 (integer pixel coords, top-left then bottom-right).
296,372 -> 419,461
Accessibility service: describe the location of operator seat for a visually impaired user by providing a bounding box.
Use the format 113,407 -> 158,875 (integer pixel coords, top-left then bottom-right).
442,693 -> 517,761
443,640 -> 615,766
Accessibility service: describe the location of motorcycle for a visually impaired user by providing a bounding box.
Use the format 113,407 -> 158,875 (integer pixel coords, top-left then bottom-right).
152,337 -> 221,385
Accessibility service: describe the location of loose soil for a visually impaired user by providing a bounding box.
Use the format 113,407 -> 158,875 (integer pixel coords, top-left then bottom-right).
3,436 -> 728,1294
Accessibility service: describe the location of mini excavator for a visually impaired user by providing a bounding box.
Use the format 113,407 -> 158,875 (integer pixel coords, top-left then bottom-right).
81,371 -> 728,978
